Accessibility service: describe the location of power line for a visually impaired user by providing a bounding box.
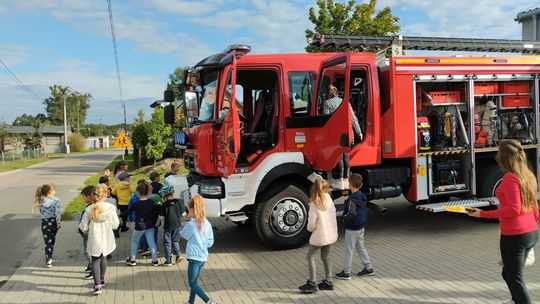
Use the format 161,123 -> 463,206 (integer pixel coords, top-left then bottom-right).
0,58 -> 44,101
106,0 -> 127,132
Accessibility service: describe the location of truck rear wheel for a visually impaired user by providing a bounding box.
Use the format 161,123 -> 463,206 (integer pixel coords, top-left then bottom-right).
255,184 -> 309,250
477,165 -> 503,198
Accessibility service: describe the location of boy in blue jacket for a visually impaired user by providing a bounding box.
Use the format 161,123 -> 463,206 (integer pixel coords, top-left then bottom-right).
335,173 -> 374,280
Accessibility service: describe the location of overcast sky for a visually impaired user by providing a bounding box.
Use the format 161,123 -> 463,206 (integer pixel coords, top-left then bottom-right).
0,0 -> 536,124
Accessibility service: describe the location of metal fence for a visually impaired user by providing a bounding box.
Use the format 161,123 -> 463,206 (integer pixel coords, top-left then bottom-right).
1,148 -> 46,165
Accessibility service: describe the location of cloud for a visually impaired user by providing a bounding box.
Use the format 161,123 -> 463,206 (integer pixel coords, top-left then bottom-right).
0,43 -> 29,66
381,0 -> 530,39
143,0 -> 216,16
0,57 -> 165,124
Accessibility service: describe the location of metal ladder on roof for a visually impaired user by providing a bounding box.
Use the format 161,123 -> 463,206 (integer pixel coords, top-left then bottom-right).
308,33 -> 540,55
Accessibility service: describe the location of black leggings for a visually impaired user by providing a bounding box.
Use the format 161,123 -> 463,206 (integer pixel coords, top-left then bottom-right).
500,230 -> 538,304
337,153 -> 350,179
41,218 -> 57,261
118,205 -> 128,229
92,254 -> 107,287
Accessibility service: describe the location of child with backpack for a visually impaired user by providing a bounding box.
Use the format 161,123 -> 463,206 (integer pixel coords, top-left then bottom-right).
79,186 -> 95,280
298,178 -> 338,294
159,183 -> 187,266
33,184 -> 61,268
79,184 -> 120,295
335,173 -> 374,280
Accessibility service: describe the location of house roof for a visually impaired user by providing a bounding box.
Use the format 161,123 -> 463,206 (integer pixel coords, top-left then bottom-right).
516,8 -> 540,22
5,125 -> 66,134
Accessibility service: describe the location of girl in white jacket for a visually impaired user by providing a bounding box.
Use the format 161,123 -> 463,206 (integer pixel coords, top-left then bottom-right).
79,184 -> 119,295
298,178 -> 338,294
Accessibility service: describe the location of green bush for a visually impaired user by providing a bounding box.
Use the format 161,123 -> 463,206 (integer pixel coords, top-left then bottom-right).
68,133 -> 87,152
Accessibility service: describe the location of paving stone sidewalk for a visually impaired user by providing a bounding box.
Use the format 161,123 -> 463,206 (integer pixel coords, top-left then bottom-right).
0,199 -> 539,304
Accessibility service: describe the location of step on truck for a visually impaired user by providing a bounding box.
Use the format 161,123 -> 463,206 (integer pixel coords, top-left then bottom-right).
163,35 -> 540,249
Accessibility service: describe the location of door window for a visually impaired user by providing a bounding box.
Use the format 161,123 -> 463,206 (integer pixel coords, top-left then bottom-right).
316,62 -> 346,116
288,71 -> 315,116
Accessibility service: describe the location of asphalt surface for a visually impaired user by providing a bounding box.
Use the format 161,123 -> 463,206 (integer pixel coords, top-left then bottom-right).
0,150 -> 119,282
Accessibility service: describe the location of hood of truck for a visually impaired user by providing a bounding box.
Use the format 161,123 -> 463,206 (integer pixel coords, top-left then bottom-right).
184,123 -> 218,176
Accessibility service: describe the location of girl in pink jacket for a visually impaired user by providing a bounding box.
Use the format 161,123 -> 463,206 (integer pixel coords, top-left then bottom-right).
298,179 -> 338,294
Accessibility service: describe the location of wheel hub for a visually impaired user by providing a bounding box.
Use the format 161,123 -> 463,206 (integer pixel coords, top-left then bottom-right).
270,197 -> 306,238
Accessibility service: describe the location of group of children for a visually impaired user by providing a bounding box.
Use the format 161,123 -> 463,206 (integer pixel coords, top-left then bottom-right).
34,161 -> 217,303
33,159 -> 372,300
299,173 -> 374,294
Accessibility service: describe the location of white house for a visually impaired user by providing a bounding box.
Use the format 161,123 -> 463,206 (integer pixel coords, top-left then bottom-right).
86,136 -> 110,149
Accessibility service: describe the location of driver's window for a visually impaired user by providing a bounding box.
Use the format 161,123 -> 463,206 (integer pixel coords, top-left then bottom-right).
220,71 -> 244,119
317,62 -> 346,116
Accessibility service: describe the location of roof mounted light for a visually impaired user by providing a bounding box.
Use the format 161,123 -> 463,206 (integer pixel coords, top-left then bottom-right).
224,44 -> 251,57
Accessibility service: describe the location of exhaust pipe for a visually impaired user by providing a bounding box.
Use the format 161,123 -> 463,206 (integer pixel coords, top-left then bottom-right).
367,201 -> 388,215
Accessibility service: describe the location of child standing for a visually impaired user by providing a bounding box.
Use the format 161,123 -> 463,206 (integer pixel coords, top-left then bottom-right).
336,173 -> 374,280
159,183 -> 186,266
112,171 -> 133,232
33,184 -> 61,268
181,194 -> 215,304
298,179 -> 338,294
122,181 -> 159,266
79,186 -> 95,280
79,185 -> 120,295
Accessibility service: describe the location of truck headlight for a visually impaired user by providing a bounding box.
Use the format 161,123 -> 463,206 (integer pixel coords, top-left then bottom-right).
198,183 -> 224,198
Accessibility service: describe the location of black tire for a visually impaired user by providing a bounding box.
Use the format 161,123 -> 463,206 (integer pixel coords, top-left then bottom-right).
254,184 -> 310,250
477,165 -> 503,198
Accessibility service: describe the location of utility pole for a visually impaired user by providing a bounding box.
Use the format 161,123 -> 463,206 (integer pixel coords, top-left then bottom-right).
63,94 -> 70,154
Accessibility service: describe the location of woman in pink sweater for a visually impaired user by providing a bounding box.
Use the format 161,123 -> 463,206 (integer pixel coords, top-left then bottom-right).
298,179 -> 338,294
469,140 -> 539,304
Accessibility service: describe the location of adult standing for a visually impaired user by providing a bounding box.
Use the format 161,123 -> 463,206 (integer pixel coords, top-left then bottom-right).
469,139 -> 539,304
322,85 -> 362,189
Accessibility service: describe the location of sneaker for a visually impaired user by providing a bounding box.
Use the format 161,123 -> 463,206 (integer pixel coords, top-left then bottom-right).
101,280 -> 106,287
46,259 -> 53,268
175,255 -> 183,264
206,300 -> 217,304
163,260 -> 172,267
152,260 -> 159,267
137,248 -> 144,253
93,285 -> 102,295
84,266 -> 92,272
84,273 -> 93,280
318,279 -> 334,290
298,280 -> 318,294
335,270 -> 351,280
357,268 -> 375,276
141,250 -> 151,256
125,258 -> 136,266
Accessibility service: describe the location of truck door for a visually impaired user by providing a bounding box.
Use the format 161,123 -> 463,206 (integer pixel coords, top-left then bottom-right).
311,54 -> 352,171
215,53 -> 241,178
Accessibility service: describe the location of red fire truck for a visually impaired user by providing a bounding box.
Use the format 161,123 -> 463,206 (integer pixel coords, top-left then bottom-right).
164,35 -> 540,249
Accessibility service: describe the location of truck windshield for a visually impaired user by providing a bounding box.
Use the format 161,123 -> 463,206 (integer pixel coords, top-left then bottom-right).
197,70 -> 219,122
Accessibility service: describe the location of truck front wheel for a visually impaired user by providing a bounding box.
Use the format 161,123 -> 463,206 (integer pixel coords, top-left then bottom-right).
255,184 -> 309,250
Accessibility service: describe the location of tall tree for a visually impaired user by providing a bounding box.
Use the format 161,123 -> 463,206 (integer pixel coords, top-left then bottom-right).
145,107 -> 172,162
12,113 -> 50,127
167,66 -> 189,96
43,85 -> 92,129
305,0 -> 400,52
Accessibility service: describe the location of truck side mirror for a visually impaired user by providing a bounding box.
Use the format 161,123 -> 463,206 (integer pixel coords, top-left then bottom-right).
164,89 -> 175,103
164,104 -> 175,125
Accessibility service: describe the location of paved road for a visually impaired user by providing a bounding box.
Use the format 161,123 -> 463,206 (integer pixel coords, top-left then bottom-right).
0,150 -> 119,281
1,197 -> 539,303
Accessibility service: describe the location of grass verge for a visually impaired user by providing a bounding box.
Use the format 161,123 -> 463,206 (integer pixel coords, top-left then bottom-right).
0,157 -> 49,173
61,155 -> 136,221
61,155 -> 184,221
